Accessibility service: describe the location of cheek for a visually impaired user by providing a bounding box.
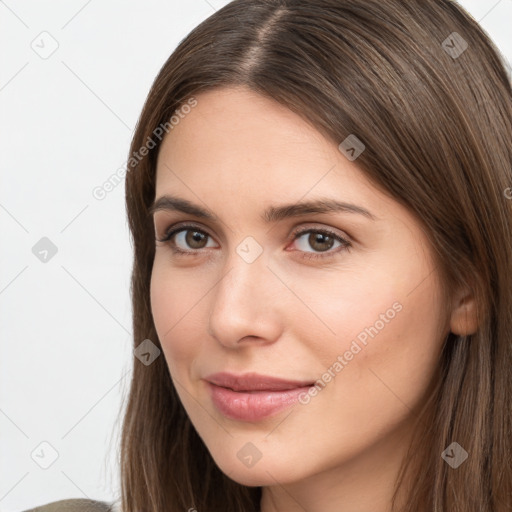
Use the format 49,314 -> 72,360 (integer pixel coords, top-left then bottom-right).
299,253 -> 446,397
149,262 -> 203,373
376,280 -> 446,383
289,263 -> 407,355
322,271 -> 446,417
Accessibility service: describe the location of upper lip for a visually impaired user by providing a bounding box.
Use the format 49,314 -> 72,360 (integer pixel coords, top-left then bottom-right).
204,372 -> 314,392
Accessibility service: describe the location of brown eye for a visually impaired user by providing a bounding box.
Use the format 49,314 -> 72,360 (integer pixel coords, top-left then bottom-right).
307,232 -> 335,252
184,230 -> 208,249
292,228 -> 351,258
157,225 -> 217,253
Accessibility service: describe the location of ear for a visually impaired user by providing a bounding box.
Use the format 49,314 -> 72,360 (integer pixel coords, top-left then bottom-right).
449,286 -> 479,336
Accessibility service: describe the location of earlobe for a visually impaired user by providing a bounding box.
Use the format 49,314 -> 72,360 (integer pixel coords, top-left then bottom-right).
449,290 -> 479,335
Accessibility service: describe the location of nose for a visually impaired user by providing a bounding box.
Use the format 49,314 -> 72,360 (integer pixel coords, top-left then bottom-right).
207,244 -> 283,349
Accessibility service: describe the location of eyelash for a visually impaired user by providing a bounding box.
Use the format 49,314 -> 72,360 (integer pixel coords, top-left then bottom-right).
156,223 -> 352,260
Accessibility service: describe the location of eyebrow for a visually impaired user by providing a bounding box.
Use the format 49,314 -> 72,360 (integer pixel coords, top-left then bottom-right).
148,194 -> 377,222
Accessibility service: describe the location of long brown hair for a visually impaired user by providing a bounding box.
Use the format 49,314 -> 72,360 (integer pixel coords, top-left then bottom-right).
119,1 -> 512,510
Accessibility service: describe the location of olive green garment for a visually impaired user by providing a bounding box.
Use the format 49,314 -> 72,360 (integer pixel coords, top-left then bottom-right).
21,499 -> 114,512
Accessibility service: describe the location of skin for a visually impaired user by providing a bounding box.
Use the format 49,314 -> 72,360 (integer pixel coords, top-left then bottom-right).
150,86 -> 478,512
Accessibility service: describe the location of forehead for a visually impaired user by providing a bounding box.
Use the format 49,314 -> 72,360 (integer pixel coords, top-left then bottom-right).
159,87 -> 330,165
155,86 -> 374,200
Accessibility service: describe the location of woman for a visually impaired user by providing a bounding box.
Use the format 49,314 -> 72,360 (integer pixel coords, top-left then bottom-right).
27,0 -> 512,510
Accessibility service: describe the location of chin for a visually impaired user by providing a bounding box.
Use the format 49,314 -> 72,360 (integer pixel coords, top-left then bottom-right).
224,467 -> 273,487
210,449 -> 304,487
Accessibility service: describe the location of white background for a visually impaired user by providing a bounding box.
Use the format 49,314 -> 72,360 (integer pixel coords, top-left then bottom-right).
1,1 -> 511,511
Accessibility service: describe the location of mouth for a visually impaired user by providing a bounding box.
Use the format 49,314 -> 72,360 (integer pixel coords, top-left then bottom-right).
203,372 -> 315,421
204,371 -> 315,391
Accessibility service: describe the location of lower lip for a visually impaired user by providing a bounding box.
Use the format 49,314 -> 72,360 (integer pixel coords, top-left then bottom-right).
206,381 -> 312,422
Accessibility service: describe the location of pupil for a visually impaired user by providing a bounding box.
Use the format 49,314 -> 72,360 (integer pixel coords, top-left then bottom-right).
187,230 -> 206,248
311,232 -> 333,252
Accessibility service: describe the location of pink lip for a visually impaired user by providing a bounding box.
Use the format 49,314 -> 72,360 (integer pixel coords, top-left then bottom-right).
204,372 -> 314,422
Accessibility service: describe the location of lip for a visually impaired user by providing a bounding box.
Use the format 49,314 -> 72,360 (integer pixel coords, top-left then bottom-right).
204,372 -> 315,422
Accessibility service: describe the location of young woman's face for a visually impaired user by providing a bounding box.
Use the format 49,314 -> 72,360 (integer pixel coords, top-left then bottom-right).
150,86 -> 451,496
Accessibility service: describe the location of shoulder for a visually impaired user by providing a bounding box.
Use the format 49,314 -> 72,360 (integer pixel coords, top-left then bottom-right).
21,498 -> 118,512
